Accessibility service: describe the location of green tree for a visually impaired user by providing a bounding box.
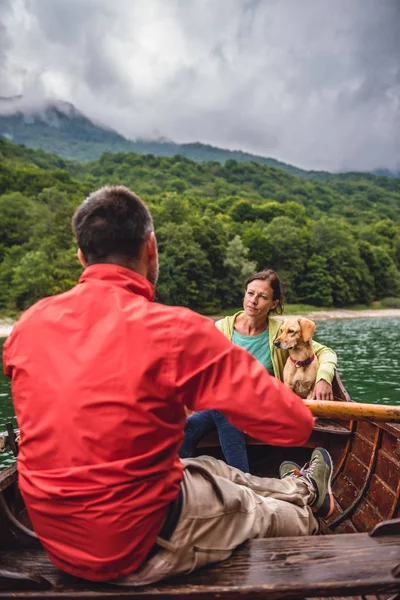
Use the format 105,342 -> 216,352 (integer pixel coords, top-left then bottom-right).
222,235 -> 256,307
230,199 -> 258,222
310,219 -> 373,306
0,192 -> 35,260
0,245 -> 26,310
156,222 -> 216,310
241,221 -> 273,270
10,250 -> 53,309
298,255 -> 334,306
359,242 -> 400,298
256,201 -> 286,223
263,217 -> 310,301
157,193 -> 189,225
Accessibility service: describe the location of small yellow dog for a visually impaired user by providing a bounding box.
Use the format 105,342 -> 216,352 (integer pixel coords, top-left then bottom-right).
274,317 -> 319,399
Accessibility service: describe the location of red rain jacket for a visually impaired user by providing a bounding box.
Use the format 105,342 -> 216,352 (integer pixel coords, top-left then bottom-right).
3,264 -> 314,581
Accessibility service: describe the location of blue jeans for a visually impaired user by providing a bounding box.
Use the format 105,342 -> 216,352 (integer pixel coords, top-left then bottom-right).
179,410 -> 249,473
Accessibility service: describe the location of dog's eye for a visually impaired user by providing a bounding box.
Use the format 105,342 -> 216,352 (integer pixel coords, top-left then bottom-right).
288,329 -> 295,334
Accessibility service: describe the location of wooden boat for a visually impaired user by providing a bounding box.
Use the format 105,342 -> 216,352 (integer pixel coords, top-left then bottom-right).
1,372 -> 400,599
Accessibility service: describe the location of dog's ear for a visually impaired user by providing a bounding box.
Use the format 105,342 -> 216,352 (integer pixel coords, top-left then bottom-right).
299,318 -> 316,342
280,318 -> 288,332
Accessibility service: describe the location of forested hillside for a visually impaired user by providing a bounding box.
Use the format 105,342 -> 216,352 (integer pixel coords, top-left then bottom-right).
0,103 -> 330,177
1,137 -> 399,314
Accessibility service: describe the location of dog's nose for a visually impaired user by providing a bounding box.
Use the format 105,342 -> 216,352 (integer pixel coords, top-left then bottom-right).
274,340 -> 281,348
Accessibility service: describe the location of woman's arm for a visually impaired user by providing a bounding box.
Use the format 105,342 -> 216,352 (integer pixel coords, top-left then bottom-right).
311,341 -> 338,400
312,340 -> 337,384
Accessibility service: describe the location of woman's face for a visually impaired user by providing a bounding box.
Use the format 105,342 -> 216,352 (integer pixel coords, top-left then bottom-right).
243,279 -> 279,320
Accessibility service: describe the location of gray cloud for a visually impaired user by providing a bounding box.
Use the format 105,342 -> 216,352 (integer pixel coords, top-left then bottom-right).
0,0 -> 20,97
1,0 -> 399,171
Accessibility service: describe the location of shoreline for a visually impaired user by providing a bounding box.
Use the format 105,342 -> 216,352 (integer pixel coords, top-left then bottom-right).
1,309 -> 400,338
303,308 -> 400,321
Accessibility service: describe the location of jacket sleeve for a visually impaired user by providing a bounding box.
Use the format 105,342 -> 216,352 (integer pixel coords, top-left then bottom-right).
312,340 -> 337,384
173,310 -> 314,447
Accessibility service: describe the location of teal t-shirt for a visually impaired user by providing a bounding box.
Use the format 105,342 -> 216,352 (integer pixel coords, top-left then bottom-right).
232,328 -> 274,375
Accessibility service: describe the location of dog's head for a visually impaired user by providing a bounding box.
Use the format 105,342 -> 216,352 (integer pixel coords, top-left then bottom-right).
273,317 -> 316,350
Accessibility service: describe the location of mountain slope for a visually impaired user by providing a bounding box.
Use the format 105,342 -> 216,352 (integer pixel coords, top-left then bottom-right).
0,98 -> 339,179
1,98 -> 398,179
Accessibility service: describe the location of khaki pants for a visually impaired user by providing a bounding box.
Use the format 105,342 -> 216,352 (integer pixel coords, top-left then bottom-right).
114,455 -> 319,586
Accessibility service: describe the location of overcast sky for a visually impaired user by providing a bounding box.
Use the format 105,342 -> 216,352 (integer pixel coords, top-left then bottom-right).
1,0 -> 399,171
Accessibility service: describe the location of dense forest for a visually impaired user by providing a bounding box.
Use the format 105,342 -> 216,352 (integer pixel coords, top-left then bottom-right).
0,136 -> 399,314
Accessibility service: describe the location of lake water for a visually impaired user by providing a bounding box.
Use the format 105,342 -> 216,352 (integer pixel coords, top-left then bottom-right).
1,316 -> 400,468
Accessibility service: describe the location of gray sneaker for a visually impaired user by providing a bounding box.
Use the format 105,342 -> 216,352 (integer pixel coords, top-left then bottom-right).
301,448 -> 334,519
279,449 -> 334,519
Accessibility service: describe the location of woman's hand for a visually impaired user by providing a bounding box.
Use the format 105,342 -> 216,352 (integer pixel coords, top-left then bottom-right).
311,379 -> 334,401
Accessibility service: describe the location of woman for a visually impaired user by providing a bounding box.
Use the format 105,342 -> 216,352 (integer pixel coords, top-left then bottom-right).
179,269 -> 337,472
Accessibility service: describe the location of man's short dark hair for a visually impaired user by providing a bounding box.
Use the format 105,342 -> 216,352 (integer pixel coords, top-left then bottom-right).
72,186 -> 153,264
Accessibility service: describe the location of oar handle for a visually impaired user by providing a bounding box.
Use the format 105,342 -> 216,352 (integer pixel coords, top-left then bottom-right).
303,399 -> 400,422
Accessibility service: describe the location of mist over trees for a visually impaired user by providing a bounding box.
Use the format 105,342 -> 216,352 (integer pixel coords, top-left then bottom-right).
1,138 -> 399,314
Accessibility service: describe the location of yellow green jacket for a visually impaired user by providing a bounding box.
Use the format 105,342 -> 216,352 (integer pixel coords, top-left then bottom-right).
215,312 -> 337,384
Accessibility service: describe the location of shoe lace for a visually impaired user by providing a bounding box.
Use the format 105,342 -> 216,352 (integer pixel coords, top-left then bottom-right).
304,455 -> 319,479
302,456 -> 320,503
288,467 -> 302,477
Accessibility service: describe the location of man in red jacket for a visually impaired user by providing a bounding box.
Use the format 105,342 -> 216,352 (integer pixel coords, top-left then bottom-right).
3,185 -> 333,586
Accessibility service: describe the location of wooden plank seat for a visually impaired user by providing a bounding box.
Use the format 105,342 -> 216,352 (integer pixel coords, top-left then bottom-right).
1,532 -> 400,599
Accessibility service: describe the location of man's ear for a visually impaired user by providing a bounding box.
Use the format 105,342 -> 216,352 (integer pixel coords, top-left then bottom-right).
146,231 -> 157,260
77,248 -> 87,268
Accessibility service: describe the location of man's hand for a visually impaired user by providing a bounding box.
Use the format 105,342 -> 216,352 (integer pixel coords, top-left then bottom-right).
311,379 -> 334,400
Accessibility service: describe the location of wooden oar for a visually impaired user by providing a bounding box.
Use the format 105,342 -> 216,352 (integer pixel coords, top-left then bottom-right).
1,403 -> 400,454
303,399 -> 400,422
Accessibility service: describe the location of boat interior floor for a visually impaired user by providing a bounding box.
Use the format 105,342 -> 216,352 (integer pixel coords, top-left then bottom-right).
1,531 -> 400,599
